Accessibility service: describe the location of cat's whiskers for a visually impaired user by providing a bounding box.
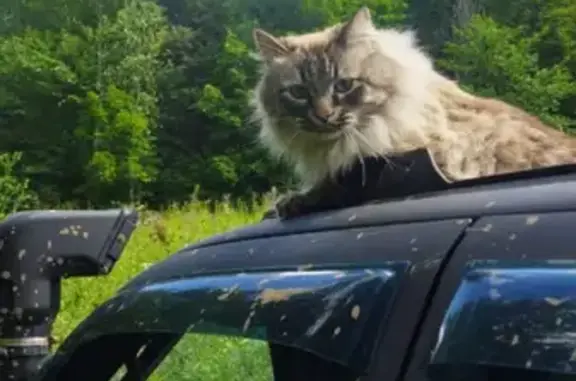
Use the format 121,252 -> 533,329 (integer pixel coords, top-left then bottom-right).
343,128 -> 367,187
286,129 -> 302,149
349,125 -> 402,172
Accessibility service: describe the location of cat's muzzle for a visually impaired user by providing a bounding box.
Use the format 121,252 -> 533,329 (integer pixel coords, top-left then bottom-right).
303,111 -> 345,136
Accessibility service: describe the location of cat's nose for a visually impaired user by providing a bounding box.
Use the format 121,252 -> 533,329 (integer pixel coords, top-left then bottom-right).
313,100 -> 334,122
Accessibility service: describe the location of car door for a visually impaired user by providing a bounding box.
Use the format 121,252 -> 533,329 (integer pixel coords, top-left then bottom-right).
404,211 -> 576,381
35,213 -> 472,381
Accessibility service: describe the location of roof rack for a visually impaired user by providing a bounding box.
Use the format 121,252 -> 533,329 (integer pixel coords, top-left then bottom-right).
265,148 -> 576,219
352,148 -> 576,194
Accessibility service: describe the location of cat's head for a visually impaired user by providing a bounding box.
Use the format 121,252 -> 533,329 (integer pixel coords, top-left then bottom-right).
251,7 -> 436,186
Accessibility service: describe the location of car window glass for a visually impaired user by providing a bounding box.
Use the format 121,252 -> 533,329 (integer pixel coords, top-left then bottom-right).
147,333 -> 272,381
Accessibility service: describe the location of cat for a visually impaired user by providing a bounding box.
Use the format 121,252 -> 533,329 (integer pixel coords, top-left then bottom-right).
250,6 -> 576,219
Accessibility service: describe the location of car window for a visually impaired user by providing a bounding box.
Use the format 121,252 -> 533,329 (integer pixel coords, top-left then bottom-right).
52,330 -> 360,381
146,333 -> 272,381
142,333 -> 360,381
37,265 -> 400,381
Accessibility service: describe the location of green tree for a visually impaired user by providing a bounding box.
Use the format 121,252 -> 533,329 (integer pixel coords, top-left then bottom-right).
0,0 -> 171,206
0,152 -> 39,218
304,0 -> 407,27
439,15 -> 576,130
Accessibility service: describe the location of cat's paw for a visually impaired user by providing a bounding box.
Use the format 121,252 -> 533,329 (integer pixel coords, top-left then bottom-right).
274,192 -> 310,220
261,207 -> 279,220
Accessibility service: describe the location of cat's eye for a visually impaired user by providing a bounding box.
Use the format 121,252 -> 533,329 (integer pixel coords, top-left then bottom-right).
285,85 -> 309,100
334,78 -> 354,93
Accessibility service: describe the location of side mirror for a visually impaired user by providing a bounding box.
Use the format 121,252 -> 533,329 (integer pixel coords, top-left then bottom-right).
0,209 -> 138,380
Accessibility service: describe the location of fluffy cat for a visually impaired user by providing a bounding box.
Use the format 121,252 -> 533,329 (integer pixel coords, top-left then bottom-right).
251,6 -> 576,219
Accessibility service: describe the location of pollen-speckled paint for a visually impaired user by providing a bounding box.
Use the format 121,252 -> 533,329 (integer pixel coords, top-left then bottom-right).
431,261 -> 576,375
44,265 -> 407,371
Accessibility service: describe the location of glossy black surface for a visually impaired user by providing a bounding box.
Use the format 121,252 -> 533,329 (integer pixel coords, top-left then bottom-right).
431,262 -> 576,375
47,267 -> 404,373
121,220 -> 468,291
405,211 -> 576,381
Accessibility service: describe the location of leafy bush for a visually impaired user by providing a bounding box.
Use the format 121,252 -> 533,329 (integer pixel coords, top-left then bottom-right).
0,152 -> 39,218
439,15 -> 576,130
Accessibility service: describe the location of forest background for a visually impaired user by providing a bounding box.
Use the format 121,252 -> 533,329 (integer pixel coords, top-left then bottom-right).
0,0 -> 575,215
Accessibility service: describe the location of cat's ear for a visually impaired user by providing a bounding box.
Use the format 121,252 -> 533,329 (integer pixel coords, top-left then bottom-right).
336,6 -> 375,45
252,28 -> 290,63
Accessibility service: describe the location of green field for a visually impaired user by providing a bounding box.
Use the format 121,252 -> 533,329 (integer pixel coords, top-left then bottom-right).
53,200 -> 273,380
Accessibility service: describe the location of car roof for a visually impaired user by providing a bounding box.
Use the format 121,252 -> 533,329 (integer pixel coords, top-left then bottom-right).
189,162 -> 576,250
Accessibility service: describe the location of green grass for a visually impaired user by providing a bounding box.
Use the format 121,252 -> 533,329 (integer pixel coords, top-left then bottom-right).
149,335 -> 272,381
54,200 -> 274,380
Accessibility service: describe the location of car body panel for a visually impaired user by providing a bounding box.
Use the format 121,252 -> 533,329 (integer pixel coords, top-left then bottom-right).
48,267 -> 404,372
406,211 -> 576,381
121,219 -> 470,290
432,262 -> 576,375
39,218 -> 471,379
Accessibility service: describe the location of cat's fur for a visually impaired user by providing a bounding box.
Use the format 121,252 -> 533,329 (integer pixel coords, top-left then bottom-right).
251,7 -> 576,219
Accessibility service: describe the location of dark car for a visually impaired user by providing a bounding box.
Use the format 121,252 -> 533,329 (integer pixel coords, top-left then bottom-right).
2,153 -> 576,381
